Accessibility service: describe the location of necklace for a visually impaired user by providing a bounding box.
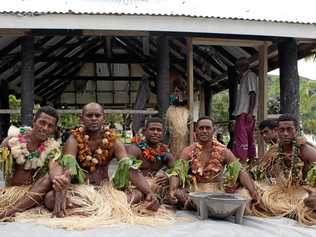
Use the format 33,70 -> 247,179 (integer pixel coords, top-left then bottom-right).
136,140 -> 168,162
73,127 -> 115,172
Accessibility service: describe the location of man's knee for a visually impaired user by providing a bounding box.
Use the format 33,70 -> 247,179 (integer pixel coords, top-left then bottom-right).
32,174 -> 52,193
44,191 -> 54,211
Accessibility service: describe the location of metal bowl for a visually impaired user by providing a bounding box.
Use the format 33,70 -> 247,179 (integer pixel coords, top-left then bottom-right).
189,192 -> 249,224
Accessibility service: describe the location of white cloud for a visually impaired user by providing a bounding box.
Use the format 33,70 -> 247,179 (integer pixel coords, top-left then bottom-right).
269,58 -> 316,80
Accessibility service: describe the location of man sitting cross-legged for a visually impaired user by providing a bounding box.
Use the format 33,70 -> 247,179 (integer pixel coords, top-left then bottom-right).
47,102 -> 161,217
0,106 -> 67,219
250,114 -> 316,225
113,117 -> 178,211
168,117 -> 260,209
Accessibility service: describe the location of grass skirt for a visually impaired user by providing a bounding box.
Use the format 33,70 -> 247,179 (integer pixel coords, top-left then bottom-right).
9,183 -> 175,230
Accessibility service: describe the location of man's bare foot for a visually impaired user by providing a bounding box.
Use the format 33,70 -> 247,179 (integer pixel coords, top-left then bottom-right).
0,209 -> 16,219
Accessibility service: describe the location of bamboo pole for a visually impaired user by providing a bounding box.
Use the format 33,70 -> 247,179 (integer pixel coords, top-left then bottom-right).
258,42 -> 268,158
187,38 -> 194,144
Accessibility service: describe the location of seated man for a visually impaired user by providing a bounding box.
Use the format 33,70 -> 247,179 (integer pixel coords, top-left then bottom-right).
170,117 -> 259,208
114,117 -> 177,211
259,119 -> 278,145
252,114 -> 316,224
50,102 -> 159,217
0,106 -> 66,219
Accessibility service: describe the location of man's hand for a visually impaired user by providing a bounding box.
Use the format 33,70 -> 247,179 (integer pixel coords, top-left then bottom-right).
250,191 -> 262,207
304,188 -> 316,210
145,193 -> 160,211
52,191 -> 66,218
154,171 -> 169,186
246,113 -> 253,123
52,170 -> 70,192
165,189 -> 178,205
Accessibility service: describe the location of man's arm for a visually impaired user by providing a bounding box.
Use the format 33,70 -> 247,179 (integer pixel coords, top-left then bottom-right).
113,139 -> 128,160
50,135 -> 78,218
301,144 -> 316,165
223,149 -> 258,201
126,144 -> 160,211
248,92 -> 256,116
0,137 -> 10,148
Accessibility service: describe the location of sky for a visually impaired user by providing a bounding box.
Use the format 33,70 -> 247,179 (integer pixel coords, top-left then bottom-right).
269,58 -> 316,80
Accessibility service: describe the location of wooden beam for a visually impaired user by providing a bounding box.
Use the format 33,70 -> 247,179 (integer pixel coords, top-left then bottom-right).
187,37 -> 194,144
82,30 -> 149,37
34,54 -> 147,63
192,37 -> 265,48
21,35 -> 34,126
39,76 -> 144,81
257,42 -> 268,159
0,109 -> 158,115
156,35 -> 170,119
278,38 -> 299,117
0,29 -> 29,36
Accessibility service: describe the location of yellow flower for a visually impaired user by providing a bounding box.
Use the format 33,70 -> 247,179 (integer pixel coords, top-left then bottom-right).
96,148 -> 102,155
102,138 -> 108,144
86,155 -> 92,161
92,158 -> 99,164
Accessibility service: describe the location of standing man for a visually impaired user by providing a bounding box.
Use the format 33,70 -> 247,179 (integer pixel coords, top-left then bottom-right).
232,57 -> 258,164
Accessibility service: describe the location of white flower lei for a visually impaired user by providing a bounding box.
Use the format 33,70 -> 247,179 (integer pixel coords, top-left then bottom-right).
7,127 -> 61,170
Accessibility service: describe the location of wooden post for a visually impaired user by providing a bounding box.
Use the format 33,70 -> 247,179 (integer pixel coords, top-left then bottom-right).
278,38 -> 299,118
0,80 -> 10,140
21,35 -> 34,126
187,38 -> 194,144
156,35 -> 170,119
258,42 -> 268,158
204,82 -> 212,117
228,66 -> 238,120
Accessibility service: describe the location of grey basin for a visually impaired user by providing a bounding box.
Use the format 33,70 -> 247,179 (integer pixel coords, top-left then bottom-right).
188,192 -> 249,224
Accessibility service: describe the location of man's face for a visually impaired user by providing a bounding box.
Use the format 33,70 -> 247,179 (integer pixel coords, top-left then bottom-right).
196,119 -> 213,143
81,105 -> 104,132
260,127 -> 278,144
32,112 -> 57,142
143,122 -> 163,144
278,121 -> 297,145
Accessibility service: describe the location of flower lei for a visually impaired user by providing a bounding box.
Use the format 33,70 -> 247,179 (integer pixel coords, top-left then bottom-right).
7,127 -> 60,170
73,127 -> 115,173
189,140 -> 225,180
274,137 -> 305,186
135,139 -> 169,162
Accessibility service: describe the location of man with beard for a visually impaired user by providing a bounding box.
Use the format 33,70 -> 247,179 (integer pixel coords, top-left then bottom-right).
169,117 -> 259,208
0,106 -> 65,219
119,117 -> 177,211
48,102 -> 160,217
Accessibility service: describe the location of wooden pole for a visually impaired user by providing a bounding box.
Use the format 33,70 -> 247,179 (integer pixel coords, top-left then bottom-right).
187,38 -> 194,144
228,66 -> 238,120
258,42 -> 268,158
0,80 -> 9,140
157,35 -> 170,119
204,82 -> 212,118
278,38 -> 299,118
21,35 -> 34,126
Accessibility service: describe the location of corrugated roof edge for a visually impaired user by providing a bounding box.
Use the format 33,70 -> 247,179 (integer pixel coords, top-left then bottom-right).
0,11 -> 315,26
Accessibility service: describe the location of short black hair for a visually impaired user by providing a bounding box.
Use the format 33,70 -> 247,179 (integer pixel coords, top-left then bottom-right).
277,114 -> 299,129
259,119 -> 277,131
34,106 -> 59,123
196,116 -> 214,127
144,117 -> 164,129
